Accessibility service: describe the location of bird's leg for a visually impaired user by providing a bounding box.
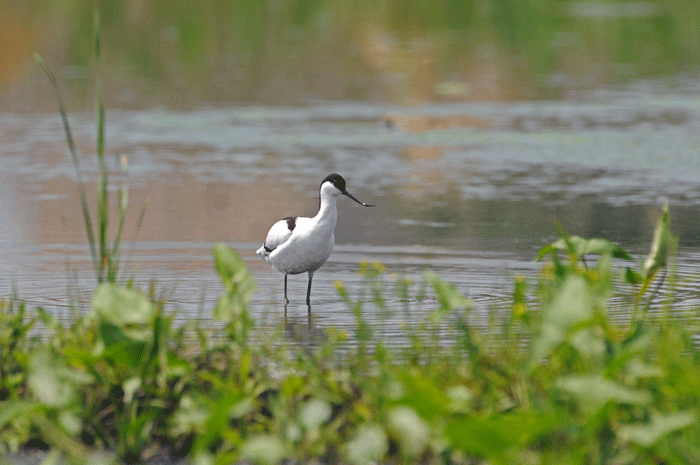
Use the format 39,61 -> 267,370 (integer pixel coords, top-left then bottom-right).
306,271 -> 314,306
284,273 -> 289,305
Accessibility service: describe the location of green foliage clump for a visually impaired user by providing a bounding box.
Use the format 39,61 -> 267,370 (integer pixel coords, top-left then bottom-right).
1,205 -> 699,465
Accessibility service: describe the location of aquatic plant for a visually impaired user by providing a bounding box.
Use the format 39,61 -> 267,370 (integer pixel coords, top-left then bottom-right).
1,203 -> 699,464
34,10 -> 144,284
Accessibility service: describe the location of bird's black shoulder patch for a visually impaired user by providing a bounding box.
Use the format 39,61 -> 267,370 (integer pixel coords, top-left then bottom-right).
264,245 -> 273,253
284,216 -> 297,231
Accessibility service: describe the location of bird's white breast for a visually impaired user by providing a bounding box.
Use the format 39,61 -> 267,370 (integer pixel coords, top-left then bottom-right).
269,216 -> 335,274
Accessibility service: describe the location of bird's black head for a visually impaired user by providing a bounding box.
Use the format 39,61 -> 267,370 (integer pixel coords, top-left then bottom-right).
320,173 -> 347,193
319,173 -> 376,208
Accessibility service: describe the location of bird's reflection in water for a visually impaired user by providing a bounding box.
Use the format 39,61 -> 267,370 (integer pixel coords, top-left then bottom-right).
283,304 -> 328,354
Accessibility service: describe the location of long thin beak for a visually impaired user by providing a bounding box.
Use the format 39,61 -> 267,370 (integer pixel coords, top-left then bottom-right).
344,190 -> 376,207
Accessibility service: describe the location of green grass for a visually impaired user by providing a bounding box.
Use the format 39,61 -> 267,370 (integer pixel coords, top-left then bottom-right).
1,203 -> 699,465
34,10 -> 144,284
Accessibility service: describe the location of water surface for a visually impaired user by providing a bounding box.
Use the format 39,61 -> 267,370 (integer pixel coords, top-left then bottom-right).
2,92 -> 700,349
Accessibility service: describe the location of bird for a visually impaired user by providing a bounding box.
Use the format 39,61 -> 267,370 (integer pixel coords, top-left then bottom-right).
257,173 -> 375,306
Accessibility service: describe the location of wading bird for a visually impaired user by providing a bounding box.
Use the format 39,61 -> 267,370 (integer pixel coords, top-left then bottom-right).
256,173 -> 375,306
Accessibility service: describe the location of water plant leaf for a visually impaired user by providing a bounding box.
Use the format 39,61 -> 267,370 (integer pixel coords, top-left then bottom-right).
239,434 -> 286,465
27,351 -> 90,408
624,359 -> 663,380
569,328 -> 606,359
512,275 -> 528,318
386,406 -> 430,457
537,236 -> 631,261
345,424 -> 388,465
396,370 -> 450,420
557,375 -> 651,415
618,411 -> 695,447
213,243 -> 251,289
446,385 -> 473,413
212,244 -> 256,321
214,291 -> 252,322
92,284 -> 156,332
299,398 -> 332,430
624,267 -> 645,285
446,412 -> 558,462
425,271 -> 472,313
123,377 -> 142,404
0,400 -> 40,427
97,321 -> 147,370
528,274 -> 593,369
642,202 -> 673,279
58,410 -> 82,436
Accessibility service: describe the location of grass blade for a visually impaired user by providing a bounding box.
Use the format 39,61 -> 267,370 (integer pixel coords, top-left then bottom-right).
33,53 -> 98,275
94,10 -> 109,282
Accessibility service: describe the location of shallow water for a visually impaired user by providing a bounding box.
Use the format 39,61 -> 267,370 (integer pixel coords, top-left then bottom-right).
2,91 -> 700,349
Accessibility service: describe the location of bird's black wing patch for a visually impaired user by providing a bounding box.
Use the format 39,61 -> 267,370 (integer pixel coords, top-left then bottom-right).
284,216 -> 297,231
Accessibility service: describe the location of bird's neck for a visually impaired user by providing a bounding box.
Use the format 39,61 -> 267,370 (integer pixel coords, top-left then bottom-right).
314,194 -> 338,227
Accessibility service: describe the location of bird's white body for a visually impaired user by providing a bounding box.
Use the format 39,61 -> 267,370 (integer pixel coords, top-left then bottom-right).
256,174 -> 374,306
256,189 -> 338,275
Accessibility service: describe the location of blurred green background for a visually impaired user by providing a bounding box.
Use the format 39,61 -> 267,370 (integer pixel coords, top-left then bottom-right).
1,0 -> 699,110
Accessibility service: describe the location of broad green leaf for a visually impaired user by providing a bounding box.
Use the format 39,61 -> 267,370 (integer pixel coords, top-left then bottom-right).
396,371 -> 450,420
239,434 -> 286,465
212,244 -> 256,322
562,236 -> 589,257
0,400 -> 40,426
446,412 -> 558,461
569,328 -> 606,358
58,410 -> 82,435
625,359 -> 663,381
528,274 -> 593,368
229,397 -> 255,419
214,291 -> 251,321
643,202 -> 673,279
98,322 -> 147,369
345,424 -> 388,465
28,351 -> 78,408
543,274 -> 593,327
425,271 -> 472,313
92,283 -> 155,341
535,244 -> 557,262
624,268 -> 644,285
587,238 -> 632,260
123,377 -> 142,404
299,398 -> 332,430
213,243 -> 252,288
557,375 -> 651,415
386,406 -> 430,457
170,395 -> 209,436
537,236 -> 631,261
618,411 -> 695,447
446,385 -> 473,413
